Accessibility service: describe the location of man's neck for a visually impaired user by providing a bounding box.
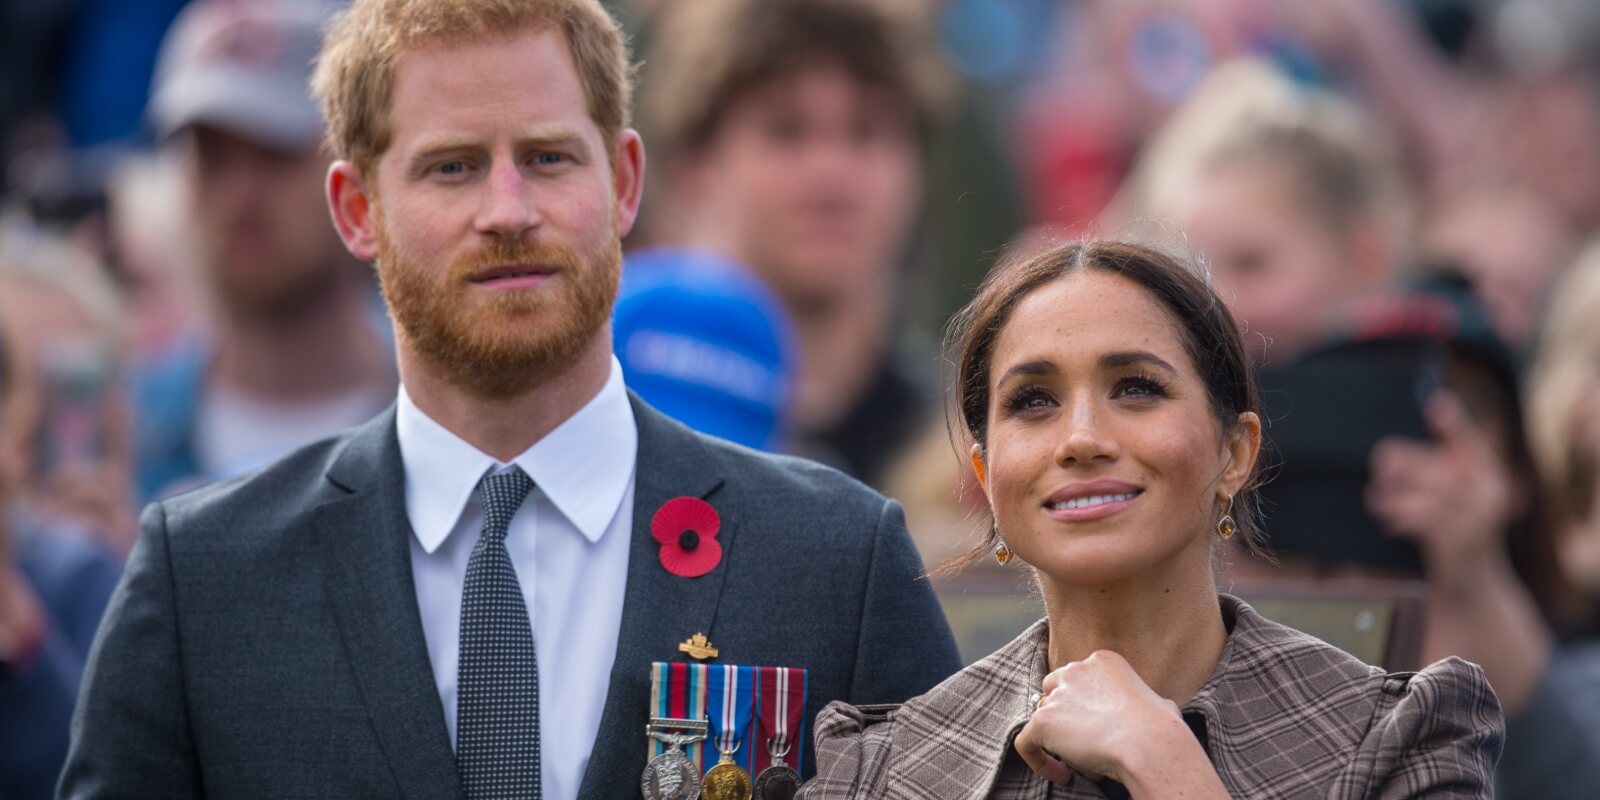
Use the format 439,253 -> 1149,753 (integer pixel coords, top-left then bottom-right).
1039,541 -> 1228,704
789,280 -> 893,433
212,279 -> 389,402
398,333 -> 615,463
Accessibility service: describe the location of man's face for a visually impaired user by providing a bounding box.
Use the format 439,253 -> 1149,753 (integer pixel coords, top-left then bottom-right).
682,64 -> 923,313
188,127 -> 344,318
365,28 -> 636,398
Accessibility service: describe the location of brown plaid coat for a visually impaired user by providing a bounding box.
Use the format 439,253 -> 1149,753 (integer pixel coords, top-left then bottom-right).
800,595 -> 1502,799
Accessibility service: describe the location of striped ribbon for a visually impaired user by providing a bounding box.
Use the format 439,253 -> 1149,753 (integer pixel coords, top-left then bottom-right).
701,664 -> 755,774
753,666 -> 809,776
649,662 -> 709,766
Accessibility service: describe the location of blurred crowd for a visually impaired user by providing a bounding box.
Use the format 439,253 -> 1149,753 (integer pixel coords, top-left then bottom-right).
4,0 -> 1600,796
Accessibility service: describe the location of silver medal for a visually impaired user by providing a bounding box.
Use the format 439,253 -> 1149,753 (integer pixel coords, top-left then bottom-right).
642,719 -> 708,800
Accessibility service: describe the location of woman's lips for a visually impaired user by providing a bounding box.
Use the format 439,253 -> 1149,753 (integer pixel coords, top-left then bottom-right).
1043,492 -> 1140,522
1041,483 -> 1144,522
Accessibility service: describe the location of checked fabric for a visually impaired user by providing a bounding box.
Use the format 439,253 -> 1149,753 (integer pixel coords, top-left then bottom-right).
456,467 -> 541,799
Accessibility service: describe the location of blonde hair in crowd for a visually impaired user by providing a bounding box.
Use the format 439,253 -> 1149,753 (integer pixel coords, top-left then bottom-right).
1108,59 -> 1415,264
311,0 -> 633,177
1527,245 -> 1600,586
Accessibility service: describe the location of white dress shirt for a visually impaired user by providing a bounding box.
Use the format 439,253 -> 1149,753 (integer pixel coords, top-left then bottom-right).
397,358 -> 637,800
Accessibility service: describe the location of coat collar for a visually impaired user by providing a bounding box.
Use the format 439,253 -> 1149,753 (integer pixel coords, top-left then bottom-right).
877,595 -> 1383,798
577,392 -> 732,800
316,395 -> 738,800
317,407 -> 467,800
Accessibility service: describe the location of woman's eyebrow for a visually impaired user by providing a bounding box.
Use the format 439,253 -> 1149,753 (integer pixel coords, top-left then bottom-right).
1099,350 -> 1179,374
996,360 -> 1056,386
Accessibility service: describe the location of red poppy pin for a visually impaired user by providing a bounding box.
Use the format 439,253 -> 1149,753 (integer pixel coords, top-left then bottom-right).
652,497 -> 722,578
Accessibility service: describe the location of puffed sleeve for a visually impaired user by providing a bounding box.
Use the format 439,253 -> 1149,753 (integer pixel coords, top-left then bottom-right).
1360,657 -> 1505,799
797,701 -> 898,800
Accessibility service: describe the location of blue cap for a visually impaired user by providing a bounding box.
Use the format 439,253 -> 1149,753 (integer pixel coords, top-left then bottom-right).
613,248 -> 795,451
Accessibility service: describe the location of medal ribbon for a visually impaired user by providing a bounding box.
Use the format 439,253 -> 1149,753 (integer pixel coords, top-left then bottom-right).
650,661 -> 709,765
753,666 -> 809,776
701,664 -> 755,774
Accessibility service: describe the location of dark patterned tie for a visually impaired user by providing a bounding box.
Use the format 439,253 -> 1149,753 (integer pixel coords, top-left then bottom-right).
456,467 -> 541,799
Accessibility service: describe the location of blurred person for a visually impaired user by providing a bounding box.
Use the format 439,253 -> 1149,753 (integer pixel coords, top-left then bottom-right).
804,240 -> 1501,798
134,0 -> 396,501
105,152 -> 204,360
0,305 -> 123,800
1425,182 -> 1578,353
1496,247 -> 1600,798
614,248 -> 795,451
639,0 -> 947,487
0,220 -> 136,555
1235,274 -> 1593,798
1123,60 -> 1413,364
62,1 -> 959,798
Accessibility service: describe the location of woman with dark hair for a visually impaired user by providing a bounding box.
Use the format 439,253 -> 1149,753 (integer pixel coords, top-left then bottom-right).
799,240 -> 1502,799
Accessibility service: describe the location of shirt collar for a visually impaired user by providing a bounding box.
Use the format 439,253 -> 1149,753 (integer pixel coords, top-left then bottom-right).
397,357 -> 638,554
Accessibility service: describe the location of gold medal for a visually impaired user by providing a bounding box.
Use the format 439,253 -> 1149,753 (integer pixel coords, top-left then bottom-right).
701,739 -> 752,800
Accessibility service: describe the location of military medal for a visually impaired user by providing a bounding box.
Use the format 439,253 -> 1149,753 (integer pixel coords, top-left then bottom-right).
645,663 -> 713,800
753,740 -> 801,800
700,663 -> 754,800
642,718 -> 707,800
702,737 -> 752,800
752,665 -> 808,799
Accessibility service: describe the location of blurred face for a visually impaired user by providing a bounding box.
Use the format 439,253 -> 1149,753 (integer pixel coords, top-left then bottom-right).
977,271 -> 1254,586
1170,163 -> 1363,362
189,127 -> 344,318
363,28 -> 639,398
682,64 -> 922,312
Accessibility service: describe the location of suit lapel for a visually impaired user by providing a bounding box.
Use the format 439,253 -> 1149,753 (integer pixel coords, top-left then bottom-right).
578,395 -> 731,800
317,410 -> 465,800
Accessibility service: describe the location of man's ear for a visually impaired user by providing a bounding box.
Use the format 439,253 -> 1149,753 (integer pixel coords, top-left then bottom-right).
328,161 -> 380,261
612,129 -> 646,239
1221,410 -> 1263,497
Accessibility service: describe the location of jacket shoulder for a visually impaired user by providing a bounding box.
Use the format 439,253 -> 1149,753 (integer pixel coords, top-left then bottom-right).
153,430 -> 354,536
693,431 -> 893,524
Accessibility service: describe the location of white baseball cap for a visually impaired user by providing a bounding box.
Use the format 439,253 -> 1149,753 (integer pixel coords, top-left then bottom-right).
148,0 -> 331,151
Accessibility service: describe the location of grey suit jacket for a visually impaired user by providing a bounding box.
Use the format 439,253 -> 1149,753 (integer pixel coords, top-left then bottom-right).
59,395 -> 960,799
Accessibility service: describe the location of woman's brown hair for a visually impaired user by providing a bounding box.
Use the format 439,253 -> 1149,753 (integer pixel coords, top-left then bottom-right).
943,239 -> 1266,566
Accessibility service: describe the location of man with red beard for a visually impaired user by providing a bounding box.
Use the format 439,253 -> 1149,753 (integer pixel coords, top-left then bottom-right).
61,2 -> 959,799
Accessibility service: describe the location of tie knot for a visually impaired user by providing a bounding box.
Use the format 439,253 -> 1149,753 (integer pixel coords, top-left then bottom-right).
476,467 -> 534,544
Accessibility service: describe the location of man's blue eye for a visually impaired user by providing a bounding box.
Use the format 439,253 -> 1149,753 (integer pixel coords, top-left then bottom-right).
535,152 -> 565,166
438,161 -> 466,175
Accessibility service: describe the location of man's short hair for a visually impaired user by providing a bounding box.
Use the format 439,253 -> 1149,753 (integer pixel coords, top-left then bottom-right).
641,0 -> 946,163
312,0 -> 633,177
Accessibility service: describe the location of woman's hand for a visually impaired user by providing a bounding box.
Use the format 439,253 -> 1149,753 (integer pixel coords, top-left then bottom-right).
1014,650 -> 1226,796
1367,391 -> 1515,591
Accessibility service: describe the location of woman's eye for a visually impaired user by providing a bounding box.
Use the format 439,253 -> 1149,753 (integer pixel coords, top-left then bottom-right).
1005,388 -> 1056,413
1114,376 -> 1168,400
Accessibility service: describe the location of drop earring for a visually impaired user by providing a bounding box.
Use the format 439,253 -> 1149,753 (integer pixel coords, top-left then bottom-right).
993,523 -> 1013,565
1216,495 -> 1237,540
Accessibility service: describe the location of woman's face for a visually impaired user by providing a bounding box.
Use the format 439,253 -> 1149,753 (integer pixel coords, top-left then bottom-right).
976,270 -> 1258,586
1169,163 -> 1368,363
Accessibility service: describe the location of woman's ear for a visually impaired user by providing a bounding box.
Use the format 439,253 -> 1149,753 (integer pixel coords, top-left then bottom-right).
1222,411 -> 1263,496
969,443 -> 990,499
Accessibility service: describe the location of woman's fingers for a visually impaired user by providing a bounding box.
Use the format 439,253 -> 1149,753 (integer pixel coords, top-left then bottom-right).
1013,719 -> 1075,785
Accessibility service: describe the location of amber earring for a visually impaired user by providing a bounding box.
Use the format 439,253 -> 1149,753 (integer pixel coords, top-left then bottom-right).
993,523 -> 1013,565
1216,495 -> 1237,540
